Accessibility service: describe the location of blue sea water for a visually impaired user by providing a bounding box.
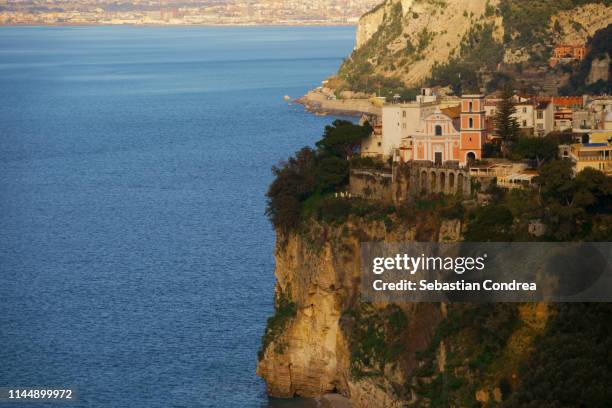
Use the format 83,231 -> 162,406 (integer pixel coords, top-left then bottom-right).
0,26 -> 355,407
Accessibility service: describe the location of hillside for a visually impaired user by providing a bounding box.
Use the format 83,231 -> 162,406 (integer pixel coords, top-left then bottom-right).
335,0 -> 612,94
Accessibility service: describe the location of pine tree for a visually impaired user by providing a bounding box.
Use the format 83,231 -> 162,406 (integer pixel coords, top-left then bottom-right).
494,85 -> 520,150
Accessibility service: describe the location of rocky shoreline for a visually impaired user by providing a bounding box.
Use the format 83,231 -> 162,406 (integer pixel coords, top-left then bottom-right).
295,87 -> 382,117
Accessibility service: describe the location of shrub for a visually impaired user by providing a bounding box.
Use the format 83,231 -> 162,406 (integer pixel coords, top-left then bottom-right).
510,136 -> 558,166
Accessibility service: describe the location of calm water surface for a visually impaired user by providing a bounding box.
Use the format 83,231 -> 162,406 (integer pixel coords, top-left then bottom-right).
0,26 -> 355,407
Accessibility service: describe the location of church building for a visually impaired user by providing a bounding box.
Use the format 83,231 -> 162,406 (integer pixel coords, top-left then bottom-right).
397,95 -> 485,166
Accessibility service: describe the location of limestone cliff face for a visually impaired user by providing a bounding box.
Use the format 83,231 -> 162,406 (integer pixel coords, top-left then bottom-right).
341,0 -> 612,88
355,3 -> 387,50
551,3 -> 612,45
256,217 -> 461,405
343,0 -> 503,87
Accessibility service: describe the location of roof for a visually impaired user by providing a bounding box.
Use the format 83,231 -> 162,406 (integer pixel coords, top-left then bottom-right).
441,105 -> 461,119
501,171 -> 538,181
552,96 -> 583,107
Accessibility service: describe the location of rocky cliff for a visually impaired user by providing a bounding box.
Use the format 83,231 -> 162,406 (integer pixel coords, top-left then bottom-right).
257,210 -> 612,406
256,217 -> 452,405
337,0 -> 612,90
255,215 -> 554,406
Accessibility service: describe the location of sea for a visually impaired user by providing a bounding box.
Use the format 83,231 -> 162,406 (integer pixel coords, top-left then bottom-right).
0,25 -> 355,407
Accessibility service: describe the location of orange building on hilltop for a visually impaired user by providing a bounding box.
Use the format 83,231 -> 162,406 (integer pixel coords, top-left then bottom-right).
550,44 -> 586,67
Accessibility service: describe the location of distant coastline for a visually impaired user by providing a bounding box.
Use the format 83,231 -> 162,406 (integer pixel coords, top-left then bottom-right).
0,22 -> 357,27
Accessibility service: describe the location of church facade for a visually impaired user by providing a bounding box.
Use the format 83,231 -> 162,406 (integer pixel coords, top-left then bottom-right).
397,95 -> 486,166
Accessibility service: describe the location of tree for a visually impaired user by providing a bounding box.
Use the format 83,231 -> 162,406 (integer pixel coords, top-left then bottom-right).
511,137 -> 558,167
315,155 -> 349,192
494,85 -> 520,151
573,168 -> 612,214
536,161 -> 612,240
537,160 -> 577,207
316,119 -> 373,158
266,120 -> 374,231
266,147 -> 317,231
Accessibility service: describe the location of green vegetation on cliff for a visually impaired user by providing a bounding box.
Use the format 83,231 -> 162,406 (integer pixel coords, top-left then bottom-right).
465,159 -> 611,242
429,22 -> 503,93
412,304 -> 520,407
407,302 -> 612,407
337,1 -> 410,96
266,119 -> 372,231
506,303 -> 612,407
342,303 -> 408,379
500,0 -> 611,48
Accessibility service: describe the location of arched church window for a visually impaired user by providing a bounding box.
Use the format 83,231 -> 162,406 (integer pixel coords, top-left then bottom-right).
435,125 -> 442,136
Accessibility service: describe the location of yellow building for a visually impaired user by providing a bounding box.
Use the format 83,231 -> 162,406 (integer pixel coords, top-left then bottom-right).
569,141 -> 612,175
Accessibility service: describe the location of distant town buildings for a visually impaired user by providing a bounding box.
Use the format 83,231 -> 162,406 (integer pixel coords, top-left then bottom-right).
0,0 -> 380,25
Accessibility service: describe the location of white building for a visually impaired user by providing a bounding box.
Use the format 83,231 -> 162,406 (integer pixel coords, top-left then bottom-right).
535,101 -> 554,136
515,101 -> 535,133
369,89 -> 461,159
485,96 -> 554,137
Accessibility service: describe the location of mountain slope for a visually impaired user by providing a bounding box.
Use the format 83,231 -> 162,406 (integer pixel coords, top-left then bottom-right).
336,0 -> 612,93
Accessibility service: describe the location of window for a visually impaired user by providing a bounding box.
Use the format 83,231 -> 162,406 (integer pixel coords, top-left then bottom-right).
522,120 -> 527,127
523,107 -> 527,113
468,118 -> 473,128
537,111 -> 543,119
377,142 -> 381,146
435,125 -> 442,136
402,111 -> 406,118
468,101 -> 473,112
